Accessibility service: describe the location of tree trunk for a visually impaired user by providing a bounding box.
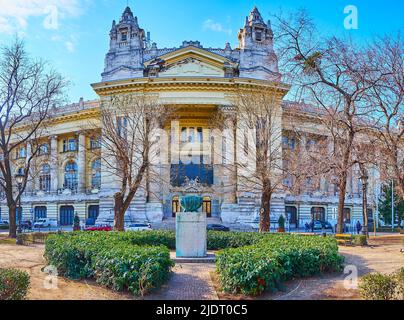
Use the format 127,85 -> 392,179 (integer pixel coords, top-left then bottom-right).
8,204 -> 17,238
359,164 -> 369,239
337,176 -> 347,234
259,191 -> 271,233
362,178 -> 369,239
114,193 -> 125,232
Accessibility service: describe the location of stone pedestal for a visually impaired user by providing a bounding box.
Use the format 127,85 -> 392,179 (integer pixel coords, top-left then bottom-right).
176,212 -> 207,258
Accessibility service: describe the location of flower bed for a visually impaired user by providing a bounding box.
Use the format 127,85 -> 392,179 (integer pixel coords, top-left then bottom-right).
216,234 -> 344,296
45,232 -> 173,296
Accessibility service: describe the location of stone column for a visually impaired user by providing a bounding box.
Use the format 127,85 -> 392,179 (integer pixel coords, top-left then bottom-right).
77,132 -> 86,193
222,112 -> 237,204
50,136 -> 59,192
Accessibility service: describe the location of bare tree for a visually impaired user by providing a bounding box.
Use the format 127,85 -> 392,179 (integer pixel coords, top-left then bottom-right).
98,93 -> 171,231
0,40 -> 65,238
274,10 -> 380,233
366,36 -> 404,199
218,90 -> 284,232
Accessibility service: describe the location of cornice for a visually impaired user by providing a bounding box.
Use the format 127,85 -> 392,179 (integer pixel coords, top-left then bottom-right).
91,76 -> 290,97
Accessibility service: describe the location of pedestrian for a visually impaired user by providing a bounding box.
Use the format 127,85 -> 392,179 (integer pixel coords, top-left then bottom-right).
356,220 -> 362,235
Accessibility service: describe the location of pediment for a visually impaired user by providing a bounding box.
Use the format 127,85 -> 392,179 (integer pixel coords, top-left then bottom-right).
144,46 -> 238,78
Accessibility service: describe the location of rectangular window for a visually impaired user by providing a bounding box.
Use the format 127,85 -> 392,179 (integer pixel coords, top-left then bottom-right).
69,139 -> 76,151
117,117 -> 128,138
121,33 -> 127,42
197,127 -> 203,143
90,137 -> 101,150
256,31 -> 262,41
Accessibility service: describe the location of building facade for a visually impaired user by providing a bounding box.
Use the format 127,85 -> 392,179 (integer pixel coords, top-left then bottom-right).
1,7 -> 380,229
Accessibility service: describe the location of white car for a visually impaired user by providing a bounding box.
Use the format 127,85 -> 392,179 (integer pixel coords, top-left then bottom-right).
125,223 -> 152,232
34,218 -> 56,228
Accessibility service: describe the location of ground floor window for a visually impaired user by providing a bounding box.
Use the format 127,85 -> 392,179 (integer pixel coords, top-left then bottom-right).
34,206 -> 47,220
311,207 -> 326,222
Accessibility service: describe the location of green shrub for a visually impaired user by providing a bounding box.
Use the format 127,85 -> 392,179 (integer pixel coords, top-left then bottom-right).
395,268 -> 404,300
359,273 -> 397,300
0,268 -> 30,300
216,234 -> 344,296
207,231 -> 264,250
45,232 -> 174,296
353,235 -> 368,246
93,244 -> 172,296
0,225 -> 9,230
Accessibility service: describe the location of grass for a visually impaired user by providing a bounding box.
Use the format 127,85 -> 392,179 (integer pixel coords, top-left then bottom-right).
0,235 -> 16,245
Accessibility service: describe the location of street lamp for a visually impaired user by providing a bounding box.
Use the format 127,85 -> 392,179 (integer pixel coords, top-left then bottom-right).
15,173 -> 25,245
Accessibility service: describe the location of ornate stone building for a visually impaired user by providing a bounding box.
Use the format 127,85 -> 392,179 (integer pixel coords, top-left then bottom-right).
1,6 -> 380,229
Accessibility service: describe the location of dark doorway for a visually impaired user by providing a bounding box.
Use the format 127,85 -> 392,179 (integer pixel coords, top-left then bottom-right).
88,205 -> 99,220
60,206 -> 74,226
286,206 -> 298,227
172,197 -> 180,217
203,197 -> 212,218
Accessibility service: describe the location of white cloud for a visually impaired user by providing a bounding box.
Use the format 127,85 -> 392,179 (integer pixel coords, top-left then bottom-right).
65,40 -> 75,53
0,0 -> 85,34
203,19 -> 232,35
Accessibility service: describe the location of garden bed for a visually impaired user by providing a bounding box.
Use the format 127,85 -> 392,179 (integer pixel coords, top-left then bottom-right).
45,232 -> 174,296
216,234 -> 344,296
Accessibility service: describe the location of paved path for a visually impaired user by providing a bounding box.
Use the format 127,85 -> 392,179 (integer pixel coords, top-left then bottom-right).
145,263 -> 218,300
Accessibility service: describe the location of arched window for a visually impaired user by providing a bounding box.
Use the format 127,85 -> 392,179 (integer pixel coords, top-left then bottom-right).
39,144 -> 50,156
64,161 -> 78,190
39,164 -> 51,192
91,159 -> 101,189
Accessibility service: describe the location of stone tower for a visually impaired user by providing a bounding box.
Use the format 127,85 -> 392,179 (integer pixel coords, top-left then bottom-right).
238,7 -> 280,81
102,6 -> 146,81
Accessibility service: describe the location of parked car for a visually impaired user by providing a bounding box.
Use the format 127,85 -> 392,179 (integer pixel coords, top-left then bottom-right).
125,223 -> 152,232
320,221 -> 334,230
312,221 -> 323,230
207,224 -> 230,232
84,224 -> 112,232
33,218 -> 56,228
0,220 -> 9,226
20,220 -> 32,230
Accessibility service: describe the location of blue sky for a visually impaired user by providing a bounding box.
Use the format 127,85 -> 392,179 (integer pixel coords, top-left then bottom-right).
0,0 -> 403,103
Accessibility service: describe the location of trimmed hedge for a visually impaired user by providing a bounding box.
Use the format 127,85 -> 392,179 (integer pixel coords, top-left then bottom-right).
216,234 -> 344,296
45,232 -> 173,296
0,268 -> 30,300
